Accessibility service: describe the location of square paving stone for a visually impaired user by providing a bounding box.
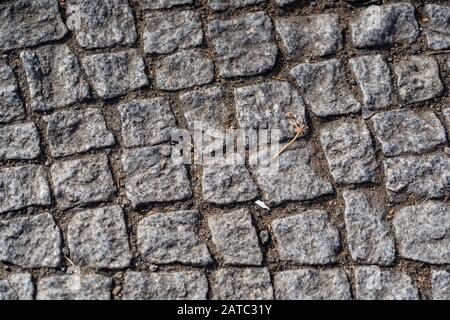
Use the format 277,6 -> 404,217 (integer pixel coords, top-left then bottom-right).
275,14 -> 342,59
0,0 -> 67,52
50,155 -> 117,210
137,210 -> 212,266
355,266 -> 419,300
274,269 -> 351,300
320,120 -> 378,185
37,274 -> 112,300
0,273 -> 34,300
0,59 -> 25,123
393,201 -> 450,264
208,0 -> 266,11
290,59 -> 361,117
394,56 -> 444,104
343,190 -> 395,265
372,110 -> 446,157
67,0 -> 137,50
122,271 -> 208,300
425,4 -> 450,50
212,268 -> 274,300
81,50 -> 149,99
20,44 -> 90,112
44,108 -> 115,158
208,12 -> 278,78
141,0 -> 193,9
143,10 -> 202,55
121,145 -> 192,207
432,271 -> 450,300
0,166 -> 51,214
118,98 -> 177,148
0,123 -> 41,161
208,209 -> 262,266
0,214 -> 61,268
350,3 -> 419,48
272,210 -> 341,265
155,49 -> 214,91
67,205 -> 132,269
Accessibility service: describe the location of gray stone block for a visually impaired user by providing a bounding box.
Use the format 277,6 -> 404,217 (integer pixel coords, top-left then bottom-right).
432,270 -> 450,300
424,4 -> 450,50
0,59 -> 25,123
208,0 -> 266,11
0,123 -> 41,161
141,0 -> 193,9
0,273 -> 34,300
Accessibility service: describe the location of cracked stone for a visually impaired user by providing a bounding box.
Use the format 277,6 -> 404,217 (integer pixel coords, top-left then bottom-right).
425,4 -> 450,50
67,205 -> 132,269
137,210 -> 212,266
272,210 -> 341,265
141,0 -> 193,9
208,0 -> 266,11
0,59 -> 25,123
0,214 -> 61,268
44,108 -> 115,158
432,270 -> 450,300
0,273 -> 34,300
290,59 -> 361,117
0,123 -> 41,161
209,12 -> 278,78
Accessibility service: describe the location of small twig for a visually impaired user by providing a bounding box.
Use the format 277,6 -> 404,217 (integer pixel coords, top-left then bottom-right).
271,113 -> 306,161
424,50 -> 450,55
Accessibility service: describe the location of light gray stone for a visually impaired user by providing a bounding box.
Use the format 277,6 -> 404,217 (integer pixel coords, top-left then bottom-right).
0,123 -> 41,161
275,0 -> 299,6
425,4 -> 450,50
0,59 -> 25,123
141,0 -> 193,9
0,273 -> 34,300
208,0 -> 266,11
432,270 -> 450,300
444,108 -> 450,132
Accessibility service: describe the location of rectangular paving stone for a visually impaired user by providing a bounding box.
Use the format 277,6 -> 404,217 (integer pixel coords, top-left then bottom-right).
0,123 -> 41,161
432,270 -> 450,300
44,108 -> 115,158
0,166 -> 51,214
0,214 -> 61,268
123,271 -> 208,300
0,0 -> 67,52
0,273 -> 34,300
141,0 -> 193,9
208,12 -> 278,78
424,4 -> 450,50
208,0 -> 266,11
0,59 -> 25,123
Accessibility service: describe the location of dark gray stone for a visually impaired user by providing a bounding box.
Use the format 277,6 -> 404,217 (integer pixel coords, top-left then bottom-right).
432,270 -> 450,300
0,59 -> 25,123
0,123 -> 41,161
425,4 -> 450,50
208,0 -> 266,11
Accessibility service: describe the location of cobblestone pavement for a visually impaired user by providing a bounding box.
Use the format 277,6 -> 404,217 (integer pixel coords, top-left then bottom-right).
0,0 -> 449,300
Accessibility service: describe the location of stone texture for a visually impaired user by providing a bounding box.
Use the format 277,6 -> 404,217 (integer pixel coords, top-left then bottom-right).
0,166 -> 51,214
320,120 -> 377,185
393,201 -> 450,264
272,211 -> 341,265
137,210 -> 212,266
444,108 -> 450,132
141,0 -> 193,9
424,4 -> 450,50
67,0 -> 137,50
208,0 -> 266,11
0,214 -> 61,268
44,108 -> 115,158
432,270 -> 450,300
343,190 -> 395,265
123,271 -> 208,300
350,3 -> 419,48
81,50 -> 149,99
290,59 -> 361,117
0,123 -> 41,161
355,266 -> 419,300
0,0 -> 67,52
275,0 -> 299,6
208,209 -> 262,266
212,268 -> 273,300
51,155 -> 116,210
0,273 -> 34,300
209,12 -> 278,78
143,10 -> 202,54
0,59 -> 25,123
372,110 -> 446,156
274,269 -> 351,300
67,205 -> 132,269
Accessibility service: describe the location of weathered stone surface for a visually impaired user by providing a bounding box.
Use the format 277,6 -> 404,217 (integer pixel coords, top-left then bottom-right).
343,190 -> 395,265
290,59 -> 361,117
275,14 -> 342,59
275,0 -> 299,6
272,211 -> 341,265
0,273 -> 34,300
67,0 -> 137,50
432,270 -> 450,300
424,4 -> 450,50
372,110 -> 446,156
209,12 -> 278,78
274,269 -> 351,300
0,59 -> 25,123
51,155 -> 116,210
350,3 -> 419,48
394,56 -> 444,104
118,98 -> 177,148
0,0 -> 67,52
121,145 -> 192,207
0,123 -> 41,161
44,108 -> 115,158
234,81 -> 308,141
155,49 -> 214,91
67,205 -> 131,269
37,274 -> 112,300
444,108 -> 450,131
137,210 -> 212,265
0,214 -> 61,268
212,268 -> 273,300
393,201 -> 450,264
320,120 -> 377,185
81,50 -> 149,99
123,271 -> 208,300
0,166 -> 51,214
355,266 -> 419,300
208,209 -> 262,266
208,0 -> 266,11
143,10 -> 202,54
141,0 -> 193,9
